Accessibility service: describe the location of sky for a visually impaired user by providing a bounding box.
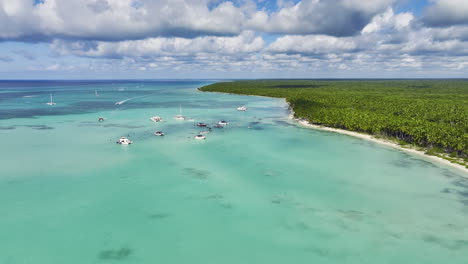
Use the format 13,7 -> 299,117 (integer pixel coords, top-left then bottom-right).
0,0 -> 468,79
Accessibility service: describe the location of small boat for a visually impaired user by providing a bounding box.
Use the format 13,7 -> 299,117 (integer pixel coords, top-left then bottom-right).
98,117 -> 105,122
174,105 -> 186,120
199,130 -> 210,134
194,134 -> 206,140
115,101 -> 124,105
217,120 -> 229,126
46,94 -> 56,106
154,131 -> 165,136
214,124 -> 224,128
95,90 -> 99,97
116,137 -> 133,145
150,116 -> 162,122
237,106 -> 247,111
197,123 -> 207,127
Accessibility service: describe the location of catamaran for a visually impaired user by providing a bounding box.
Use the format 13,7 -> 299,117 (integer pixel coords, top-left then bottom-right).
46,94 -> 56,106
174,105 -> 185,120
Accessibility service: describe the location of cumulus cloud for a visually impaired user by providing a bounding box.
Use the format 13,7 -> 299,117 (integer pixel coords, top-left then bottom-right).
0,55 -> 13,62
362,9 -> 413,34
1,0 -> 468,77
0,0 -> 251,41
50,31 -> 264,58
0,0 -> 400,42
423,0 -> 468,27
266,35 -> 358,55
251,0 -> 395,36
13,49 -> 36,60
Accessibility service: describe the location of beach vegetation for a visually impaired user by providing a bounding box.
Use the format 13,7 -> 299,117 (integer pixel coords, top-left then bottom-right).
200,80 -> 468,165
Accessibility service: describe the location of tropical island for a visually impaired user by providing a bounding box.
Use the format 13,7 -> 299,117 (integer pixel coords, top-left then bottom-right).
200,80 -> 468,169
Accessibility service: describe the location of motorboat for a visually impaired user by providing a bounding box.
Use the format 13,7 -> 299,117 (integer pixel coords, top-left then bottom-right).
154,131 -> 165,136
217,120 -> 229,126
197,123 -> 207,127
150,116 -> 162,122
98,117 -> 105,122
237,106 -> 247,111
116,137 -> 133,145
46,94 -> 56,106
194,134 -> 206,140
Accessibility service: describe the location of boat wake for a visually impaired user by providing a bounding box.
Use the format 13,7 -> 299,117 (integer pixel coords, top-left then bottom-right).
115,95 -> 146,105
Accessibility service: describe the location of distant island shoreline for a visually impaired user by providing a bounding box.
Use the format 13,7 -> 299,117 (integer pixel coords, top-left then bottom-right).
198,80 -> 468,173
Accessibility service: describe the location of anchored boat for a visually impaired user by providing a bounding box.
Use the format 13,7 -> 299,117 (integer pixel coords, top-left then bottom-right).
116,137 -> 133,145
194,134 -> 206,140
174,105 -> 186,120
154,131 -> 165,136
46,94 -> 56,106
150,116 -> 162,122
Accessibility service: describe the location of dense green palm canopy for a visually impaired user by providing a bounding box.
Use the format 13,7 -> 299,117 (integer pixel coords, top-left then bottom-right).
200,80 -> 468,161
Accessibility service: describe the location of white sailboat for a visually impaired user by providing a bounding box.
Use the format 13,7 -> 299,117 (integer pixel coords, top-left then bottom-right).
46,94 -> 56,106
95,90 -> 99,96
174,104 -> 185,120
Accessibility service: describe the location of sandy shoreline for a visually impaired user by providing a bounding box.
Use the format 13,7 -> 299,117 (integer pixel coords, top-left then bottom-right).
290,115 -> 467,175
198,88 -> 468,175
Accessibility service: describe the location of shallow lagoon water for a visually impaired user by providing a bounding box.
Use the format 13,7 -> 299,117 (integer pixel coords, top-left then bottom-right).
0,80 -> 467,264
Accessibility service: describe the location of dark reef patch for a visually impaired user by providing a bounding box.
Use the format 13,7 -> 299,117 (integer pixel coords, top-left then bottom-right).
0,126 -> 15,130
337,210 -> 365,221
422,235 -> 468,250
183,167 -> 211,180
24,125 -> 54,130
98,247 -> 132,260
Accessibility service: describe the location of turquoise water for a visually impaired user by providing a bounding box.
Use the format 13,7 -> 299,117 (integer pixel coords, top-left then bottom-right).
0,80 -> 467,264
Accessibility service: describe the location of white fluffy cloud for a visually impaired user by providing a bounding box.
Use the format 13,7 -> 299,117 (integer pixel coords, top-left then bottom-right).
0,0 -> 250,41
0,0 -> 397,42
50,31 -> 264,57
1,0 -> 468,77
423,0 -> 468,27
251,0 -> 394,36
267,35 -> 358,55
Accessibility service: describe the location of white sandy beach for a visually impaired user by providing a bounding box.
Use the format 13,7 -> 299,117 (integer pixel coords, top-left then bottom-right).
289,114 -> 468,175
200,89 -> 468,175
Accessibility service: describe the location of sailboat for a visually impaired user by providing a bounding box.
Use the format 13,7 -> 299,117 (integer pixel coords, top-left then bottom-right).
174,104 -> 185,120
46,94 -> 56,106
95,90 -> 99,96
